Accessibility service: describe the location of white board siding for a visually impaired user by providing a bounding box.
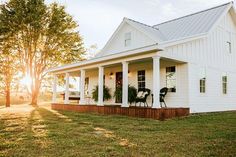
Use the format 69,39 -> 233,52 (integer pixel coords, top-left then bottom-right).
77,9 -> 236,112
160,12 -> 236,113
84,60 -> 189,107
101,23 -> 155,56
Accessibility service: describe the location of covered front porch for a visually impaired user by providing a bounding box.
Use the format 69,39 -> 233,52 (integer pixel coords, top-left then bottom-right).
51,52 -> 188,108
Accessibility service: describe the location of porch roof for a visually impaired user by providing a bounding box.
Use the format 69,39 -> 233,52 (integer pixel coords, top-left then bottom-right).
47,44 -> 162,74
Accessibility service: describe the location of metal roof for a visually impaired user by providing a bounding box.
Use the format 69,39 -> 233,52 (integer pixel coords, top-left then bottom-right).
126,2 -> 232,43
47,2 -> 234,73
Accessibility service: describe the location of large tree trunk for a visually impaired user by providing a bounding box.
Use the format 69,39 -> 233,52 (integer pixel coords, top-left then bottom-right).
30,78 -> 41,106
31,92 -> 39,106
5,71 -> 11,108
5,89 -> 10,107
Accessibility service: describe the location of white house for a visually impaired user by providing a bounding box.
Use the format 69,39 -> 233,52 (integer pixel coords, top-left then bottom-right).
49,2 -> 236,113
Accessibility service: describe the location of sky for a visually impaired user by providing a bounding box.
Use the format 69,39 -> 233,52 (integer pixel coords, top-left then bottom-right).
45,0 -> 233,51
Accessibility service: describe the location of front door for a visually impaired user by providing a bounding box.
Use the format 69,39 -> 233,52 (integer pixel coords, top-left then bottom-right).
115,72 -> 122,103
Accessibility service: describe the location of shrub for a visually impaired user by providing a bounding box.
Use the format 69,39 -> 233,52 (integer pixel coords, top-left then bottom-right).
128,86 -> 137,104
114,85 -> 137,104
92,85 -> 112,102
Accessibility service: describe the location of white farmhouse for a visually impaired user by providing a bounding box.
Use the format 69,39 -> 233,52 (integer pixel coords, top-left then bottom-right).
49,2 -> 236,113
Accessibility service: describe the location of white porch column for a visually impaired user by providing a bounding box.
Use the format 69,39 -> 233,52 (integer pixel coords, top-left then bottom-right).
80,69 -> 85,104
64,73 -> 70,104
98,66 -> 104,106
122,61 -> 129,107
52,74 -> 57,103
152,56 -> 160,108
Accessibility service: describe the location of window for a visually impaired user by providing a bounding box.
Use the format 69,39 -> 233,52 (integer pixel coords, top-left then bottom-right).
85,77 -> 89,90
125,32 -> 131,47
85,77 -> 89,95
137,70 -> 145,90
199,68 -> 206,93
200,79 -> 206,93
222,73 -> 227,94
166,66 -> 176,92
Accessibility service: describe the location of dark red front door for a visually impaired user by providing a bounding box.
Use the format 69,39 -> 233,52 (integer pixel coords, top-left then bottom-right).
115,72 -> 122,103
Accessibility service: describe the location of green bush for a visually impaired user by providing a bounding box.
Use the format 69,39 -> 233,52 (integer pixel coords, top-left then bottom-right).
114,86 -> 122,103
114,85 -> 137,104
128,86 -> 137,104
92,85 -> 112,102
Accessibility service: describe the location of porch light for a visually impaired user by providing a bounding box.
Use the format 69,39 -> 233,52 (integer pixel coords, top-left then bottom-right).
109,72 -> 114,79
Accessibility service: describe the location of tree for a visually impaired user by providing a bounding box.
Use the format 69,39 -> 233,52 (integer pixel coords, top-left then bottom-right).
86,44 -> 98,59
0,0 -> 85,105
0,37 -> 18,107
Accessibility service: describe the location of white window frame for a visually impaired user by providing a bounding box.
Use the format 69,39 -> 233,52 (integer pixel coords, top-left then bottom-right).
199,68 -> 206,94
222,73 -> 227,95
137,70 -> 145,90
124,32 -> 131,47
166,66 -> 176,93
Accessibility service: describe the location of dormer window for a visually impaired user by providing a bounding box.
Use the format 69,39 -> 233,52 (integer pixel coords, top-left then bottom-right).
125,32 -> 131,47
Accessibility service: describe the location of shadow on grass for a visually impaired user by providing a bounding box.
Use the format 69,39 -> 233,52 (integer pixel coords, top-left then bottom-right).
0,106 -> 235,157
36,107 -> 135,156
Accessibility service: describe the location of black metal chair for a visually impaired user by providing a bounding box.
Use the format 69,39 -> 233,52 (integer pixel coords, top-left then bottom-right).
135,88 -> 151,107
160,87 -> 168,108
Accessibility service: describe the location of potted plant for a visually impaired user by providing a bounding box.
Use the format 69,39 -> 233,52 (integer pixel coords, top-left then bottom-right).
113,85 -> 137,104
92,85 -> 112,102
128,85 -> 137,104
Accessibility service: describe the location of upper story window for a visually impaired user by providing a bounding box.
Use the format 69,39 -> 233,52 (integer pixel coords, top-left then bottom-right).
166,66 -> 176,92
226,31 -> 232,54
199,68 -> 206,93
137,70 -> 145,90
124,32 -> 131,47
222,73 -> 227,94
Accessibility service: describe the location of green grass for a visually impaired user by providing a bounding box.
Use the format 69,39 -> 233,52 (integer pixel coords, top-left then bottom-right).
0,105 -> 235,157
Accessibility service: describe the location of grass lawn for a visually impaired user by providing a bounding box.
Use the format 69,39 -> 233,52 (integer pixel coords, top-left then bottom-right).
0,104 -> 235,157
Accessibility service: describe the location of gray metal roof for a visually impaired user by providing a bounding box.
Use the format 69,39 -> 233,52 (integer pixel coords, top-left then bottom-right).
126,2 -> 232,43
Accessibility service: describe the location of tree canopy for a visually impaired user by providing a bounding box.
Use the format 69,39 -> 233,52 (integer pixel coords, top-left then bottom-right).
0,0 -> 85,105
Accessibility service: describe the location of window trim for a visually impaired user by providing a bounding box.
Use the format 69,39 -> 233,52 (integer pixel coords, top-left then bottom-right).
222,74 -> 227,95
137,70 -> 145,90
124,32 -> 131,47
200,78 -> 206,93
199,68 -> 206,94
85,77 -> 89,95
166,66 -> 177,93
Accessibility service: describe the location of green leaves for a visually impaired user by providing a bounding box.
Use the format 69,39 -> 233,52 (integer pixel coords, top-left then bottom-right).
0,0 -> 85,104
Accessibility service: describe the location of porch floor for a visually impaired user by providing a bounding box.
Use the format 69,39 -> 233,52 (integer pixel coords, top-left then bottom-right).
51,104 -> 189,120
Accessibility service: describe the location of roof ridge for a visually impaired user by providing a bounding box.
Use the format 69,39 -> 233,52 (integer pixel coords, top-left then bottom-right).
125,17 -> 160,31
153,1 -> 232,27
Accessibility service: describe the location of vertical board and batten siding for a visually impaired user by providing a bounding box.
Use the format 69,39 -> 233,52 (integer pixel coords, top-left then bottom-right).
160,12 -> 236,113
85,60 -> 189,108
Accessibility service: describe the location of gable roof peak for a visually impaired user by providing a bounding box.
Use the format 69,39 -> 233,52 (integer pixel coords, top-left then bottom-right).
124,17 -> 159,31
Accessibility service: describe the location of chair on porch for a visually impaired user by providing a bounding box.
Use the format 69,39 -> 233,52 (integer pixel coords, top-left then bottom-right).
135,88 -> 151,107
160,87 -> 168,108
